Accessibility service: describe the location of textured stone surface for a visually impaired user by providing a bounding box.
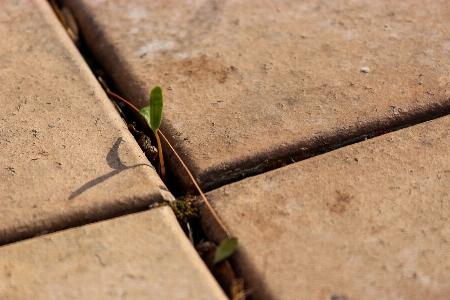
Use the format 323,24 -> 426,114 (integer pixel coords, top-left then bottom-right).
63,0 -> 450,189
0,0 -> 173,245
204,115 -> 450,299
0,206 -> 227,300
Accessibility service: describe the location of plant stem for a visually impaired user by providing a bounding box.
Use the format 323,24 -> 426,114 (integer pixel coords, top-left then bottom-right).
153,129 -> 166,182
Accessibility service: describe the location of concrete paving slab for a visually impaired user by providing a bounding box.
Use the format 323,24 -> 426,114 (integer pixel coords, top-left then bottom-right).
0,0 -> 174,245
203,115 -> 450,299
62,0 -> 450,189
0,206 -> 227,300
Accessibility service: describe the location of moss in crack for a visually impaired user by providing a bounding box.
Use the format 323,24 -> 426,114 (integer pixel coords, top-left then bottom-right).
169,200 -> 199,226
152,199 -> 203,242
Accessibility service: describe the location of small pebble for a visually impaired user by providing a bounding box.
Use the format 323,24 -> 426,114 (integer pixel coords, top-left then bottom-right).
360,67 -> 370,73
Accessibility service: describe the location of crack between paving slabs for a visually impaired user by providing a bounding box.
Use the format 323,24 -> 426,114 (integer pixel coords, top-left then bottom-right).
195,97 -> 450,193
48,2 -> 246,298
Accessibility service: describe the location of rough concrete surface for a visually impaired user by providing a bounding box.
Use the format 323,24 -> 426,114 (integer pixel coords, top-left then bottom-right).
0,206 -> 228,300
0,0 -> 173,245
62,0 -> 450,189
204,114 -> 450,299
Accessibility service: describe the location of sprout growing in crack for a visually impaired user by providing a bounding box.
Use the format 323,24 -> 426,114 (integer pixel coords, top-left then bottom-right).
139,86 -> 166,181
104,87 -> 232,240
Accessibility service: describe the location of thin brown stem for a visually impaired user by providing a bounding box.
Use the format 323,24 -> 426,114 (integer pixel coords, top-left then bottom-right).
105,89 -> 230,236
158,130 -> 230,236
106,90 -> 139,114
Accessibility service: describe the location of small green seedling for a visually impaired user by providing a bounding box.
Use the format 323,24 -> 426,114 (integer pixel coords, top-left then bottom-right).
105,88 -> 231,237
214,236 -> 238,264
139,86 -> 166,181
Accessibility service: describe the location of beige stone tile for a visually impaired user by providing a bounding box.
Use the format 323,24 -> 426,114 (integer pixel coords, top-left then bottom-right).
62,0 -> 450,189
0,0 -> 173,245
0,206 -> 227,300
204,115 -> 450,299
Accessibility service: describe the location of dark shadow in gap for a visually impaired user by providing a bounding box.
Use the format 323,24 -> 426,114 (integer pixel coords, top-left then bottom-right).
69,137 -> 152,200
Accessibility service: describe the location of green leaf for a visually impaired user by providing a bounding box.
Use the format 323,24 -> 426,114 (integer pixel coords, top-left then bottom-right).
149,86 -> 163,131
214,236 -> 238,264
139,86 -> 163,132
139,106 -> 151,127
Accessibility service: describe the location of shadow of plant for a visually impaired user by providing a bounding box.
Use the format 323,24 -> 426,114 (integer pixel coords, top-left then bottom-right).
69,137 -> 151,200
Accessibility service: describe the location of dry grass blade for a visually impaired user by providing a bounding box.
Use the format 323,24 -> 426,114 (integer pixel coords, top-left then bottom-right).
105,90 -> 230,237
158,130 -> 230,236
105,90 -> 136,113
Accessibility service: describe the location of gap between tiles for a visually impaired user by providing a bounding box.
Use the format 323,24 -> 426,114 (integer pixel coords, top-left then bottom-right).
48,2 -> 246,298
